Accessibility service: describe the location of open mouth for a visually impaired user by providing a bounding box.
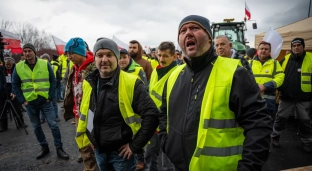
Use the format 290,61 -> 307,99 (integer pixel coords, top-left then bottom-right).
186,40 -> 196,48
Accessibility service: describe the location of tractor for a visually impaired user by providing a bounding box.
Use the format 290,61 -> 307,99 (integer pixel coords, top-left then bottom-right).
211,18 -> 257,53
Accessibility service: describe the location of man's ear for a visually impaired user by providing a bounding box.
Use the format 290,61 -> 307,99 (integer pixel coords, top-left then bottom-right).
229,42 -> 232,48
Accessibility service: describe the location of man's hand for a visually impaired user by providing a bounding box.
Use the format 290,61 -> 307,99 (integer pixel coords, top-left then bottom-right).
258,84 -> 266,93
23,101 -> 28,106
90,143 -> 95,151
119,143 -> 133,160
10,93 -> 15,100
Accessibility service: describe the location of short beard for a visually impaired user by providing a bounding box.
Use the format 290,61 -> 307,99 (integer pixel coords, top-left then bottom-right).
130,52 -> 137,58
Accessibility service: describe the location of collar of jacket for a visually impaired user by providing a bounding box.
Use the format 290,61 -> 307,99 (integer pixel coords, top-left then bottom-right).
290,51 -> 306,61
125,59 -> 140,72
184,45 -> 217,72
156,61 -> 177,80
254,56 -> 272,63
86,66 -> 121,89
25,57 -> 38,65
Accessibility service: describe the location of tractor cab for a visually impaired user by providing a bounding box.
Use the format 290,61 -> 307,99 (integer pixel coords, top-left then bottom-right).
211,18 -> 247,52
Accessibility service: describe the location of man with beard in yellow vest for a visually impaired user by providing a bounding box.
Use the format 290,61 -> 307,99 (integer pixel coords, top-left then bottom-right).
145,41 -> 177,171
158,15 -> 272,171
76,38 -> 159,170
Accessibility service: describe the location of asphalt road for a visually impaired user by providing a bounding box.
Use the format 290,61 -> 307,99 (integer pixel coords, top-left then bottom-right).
0,103 -> 311,171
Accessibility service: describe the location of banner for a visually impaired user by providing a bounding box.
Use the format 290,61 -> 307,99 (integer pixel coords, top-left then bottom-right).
262,27 -> 283,59
0,29 -> 23,55
52,35 -> 66,55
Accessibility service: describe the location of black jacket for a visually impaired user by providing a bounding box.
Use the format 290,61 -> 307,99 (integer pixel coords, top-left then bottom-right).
232,51 -> 251,71
159,46 -> 272,171
85,67 -> 159,154
278,51 -> 312,102
0,66 -> 5,97
0,64 -> 16,98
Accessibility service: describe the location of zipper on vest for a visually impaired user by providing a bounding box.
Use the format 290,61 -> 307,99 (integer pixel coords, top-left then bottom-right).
194,85 -> 200,100
182,73 -> 194,170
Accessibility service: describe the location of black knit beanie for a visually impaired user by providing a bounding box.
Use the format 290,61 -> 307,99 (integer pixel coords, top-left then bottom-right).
291,38 -> 305,48
178,15 -> 212,41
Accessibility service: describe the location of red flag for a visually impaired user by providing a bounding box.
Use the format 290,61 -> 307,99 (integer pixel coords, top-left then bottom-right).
245,2 -> 251,20
0,29 -> 23,54
52,35 -> 66,55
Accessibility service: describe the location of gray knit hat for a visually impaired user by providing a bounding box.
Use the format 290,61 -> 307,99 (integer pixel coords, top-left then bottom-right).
93,38 -> 120,60
23,43 -> 36,55
40,53 -> 50,60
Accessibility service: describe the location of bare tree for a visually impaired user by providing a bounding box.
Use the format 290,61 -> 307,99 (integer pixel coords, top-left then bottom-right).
12,22 -> 52,51
0,19 -> 13,30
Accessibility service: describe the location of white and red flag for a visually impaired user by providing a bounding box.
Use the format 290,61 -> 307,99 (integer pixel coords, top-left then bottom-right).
112,35 -> 129,50
0,29 -> 23,54
52,35 -> 66,55
245,2 -> 251,20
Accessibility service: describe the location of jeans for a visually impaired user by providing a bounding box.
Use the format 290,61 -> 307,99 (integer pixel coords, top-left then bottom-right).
25,97 -> 63,147
56,82 -> 62,101
40,90 -> 59,120
94,149 -> 136,171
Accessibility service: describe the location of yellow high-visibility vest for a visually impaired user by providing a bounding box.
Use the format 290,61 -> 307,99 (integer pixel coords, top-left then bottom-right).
59,54 -> 73,78
76,70 -> 141,149
51,60 -> 60,77
149,66 -> 177,108
167,57 -> 245,171
282,52 -> 312,92
16,59 -> 50,102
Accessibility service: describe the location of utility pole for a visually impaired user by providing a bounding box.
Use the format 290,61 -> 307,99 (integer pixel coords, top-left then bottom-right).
309,0 -> 312,17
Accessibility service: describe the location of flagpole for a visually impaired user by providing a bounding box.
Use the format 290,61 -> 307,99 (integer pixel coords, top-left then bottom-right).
309,0 -> 311,17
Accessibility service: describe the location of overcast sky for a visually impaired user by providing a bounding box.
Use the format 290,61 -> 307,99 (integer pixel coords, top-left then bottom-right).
0,0 -> 310,50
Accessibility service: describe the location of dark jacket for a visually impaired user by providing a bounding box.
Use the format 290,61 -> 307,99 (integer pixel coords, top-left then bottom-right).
85,67 -> 159,154
158,46 -> 272,171
278,51 -> 312,101
0,66 -> 5,97
3,64 -> 16,95
12,58 -> 56,104
232,50 -> 251,70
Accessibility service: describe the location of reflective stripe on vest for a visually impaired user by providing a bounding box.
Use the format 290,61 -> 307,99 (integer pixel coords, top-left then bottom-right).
16,59 -> 50,102
149,66 -> 177,108
251,58 -> 277,84
166,57 -> 245,171
262,94 -> 276,100
76,71 -> 141,149
282,52 -> 312,92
